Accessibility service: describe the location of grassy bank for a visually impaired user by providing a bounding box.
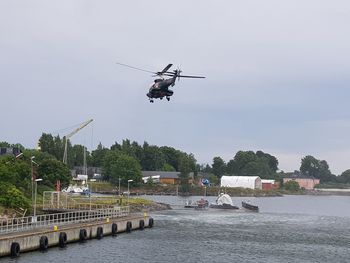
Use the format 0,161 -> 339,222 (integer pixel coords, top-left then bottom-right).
87,182 -> 297,197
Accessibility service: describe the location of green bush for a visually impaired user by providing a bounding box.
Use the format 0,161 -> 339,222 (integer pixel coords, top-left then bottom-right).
284,180 -> 300,191
0,182 -> 30,210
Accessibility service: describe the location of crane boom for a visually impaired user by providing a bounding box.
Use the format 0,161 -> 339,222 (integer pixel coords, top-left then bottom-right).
63,119 -> 93,165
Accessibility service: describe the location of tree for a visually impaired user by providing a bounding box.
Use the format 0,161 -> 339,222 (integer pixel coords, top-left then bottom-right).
109,154 -> 142,186
300,155 -> 335,183
0,156 -> 31,191
53,135 -> 64,161
284,180 -> 300,191
256,151 -> 279,173
38,133 -> 67,163
226,159 -> 236,175
102,150 -> 121,181
131,141 -> 143,163
202,164 -> 212,173
212,157 -> 226,177
0,141 -> 11,147
102,150 -> 141,185
141,142 -> 165,171
0,182 -> 30,210
163,163 -> 176,171
240,159 -> 272,178
228,150 -> 279,178
91,142 -> 109,167
338,169 -> 350,183
160,146 -> 182,171
178,155 -> 192,193
38,133 -> 55,156
37,159 -> 71,188
70,144 -> 87,167
234,151 -> 257,175
110,141 -> 121,151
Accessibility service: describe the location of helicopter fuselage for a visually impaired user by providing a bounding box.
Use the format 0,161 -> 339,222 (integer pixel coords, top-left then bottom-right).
146,75 -> 176,102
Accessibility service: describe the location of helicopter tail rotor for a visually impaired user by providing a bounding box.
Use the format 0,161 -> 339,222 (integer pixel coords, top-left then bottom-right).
175,67 -> 182,82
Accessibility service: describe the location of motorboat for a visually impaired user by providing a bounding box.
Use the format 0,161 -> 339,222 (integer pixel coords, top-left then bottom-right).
184,198 -> 209,209
209,193 -> 239,210
194,199 -> 209,210
242,201 -> 259,212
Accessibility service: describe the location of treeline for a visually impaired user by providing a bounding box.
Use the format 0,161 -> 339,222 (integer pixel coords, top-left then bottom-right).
202,151 -> 279,179
32,135 -> 350,184
299,155 -> 350,184
204,152 -> 350,185
0,141 -> 71,211
2,134 -> 350,202
38,134 -> 197,186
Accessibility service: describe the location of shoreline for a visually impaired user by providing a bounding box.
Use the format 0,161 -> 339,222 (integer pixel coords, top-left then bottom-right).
95,187 -> 350,198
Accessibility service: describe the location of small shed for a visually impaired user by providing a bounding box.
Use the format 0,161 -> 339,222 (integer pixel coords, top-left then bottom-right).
261,179 -> 278,190
221,176 -> 262,190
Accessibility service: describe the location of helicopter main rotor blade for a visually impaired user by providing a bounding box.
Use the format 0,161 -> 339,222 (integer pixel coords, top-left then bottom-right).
178,75 -> 205,78
161,72 -> 176,76
159,64 -> 173,74
115,62 -> 156,74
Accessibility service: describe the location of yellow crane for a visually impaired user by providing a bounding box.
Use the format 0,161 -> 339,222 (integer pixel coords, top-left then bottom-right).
62,119 -> 93,165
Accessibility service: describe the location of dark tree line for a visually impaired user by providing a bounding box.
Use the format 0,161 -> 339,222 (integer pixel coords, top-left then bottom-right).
202,150 -> 279,179
38,135 -> 197,186
38,133 -> 91,168
299,155 -> 350,184
92,139 -> 196,173
9,134 -> 350,189
38,135 -> 196,173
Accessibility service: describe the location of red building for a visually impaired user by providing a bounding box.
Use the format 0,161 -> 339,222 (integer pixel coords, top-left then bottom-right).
261,179 -> 279,190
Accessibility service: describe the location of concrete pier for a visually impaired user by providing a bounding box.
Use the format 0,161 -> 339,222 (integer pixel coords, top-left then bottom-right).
0,214 -> 153,257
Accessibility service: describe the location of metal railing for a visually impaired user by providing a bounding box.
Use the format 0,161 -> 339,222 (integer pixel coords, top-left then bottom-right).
0,206 -> 129,235
42,191 -> 122,211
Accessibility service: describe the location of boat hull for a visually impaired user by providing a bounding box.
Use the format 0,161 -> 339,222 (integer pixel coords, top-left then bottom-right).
209,204 -> 239,210
242,201 -> 259,211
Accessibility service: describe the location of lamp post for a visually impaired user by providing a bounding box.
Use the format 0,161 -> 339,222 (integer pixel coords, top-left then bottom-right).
127,179 -> 133,204
30,156 -> 36,210
33,178 -> 43,219
119,177 -> 121,196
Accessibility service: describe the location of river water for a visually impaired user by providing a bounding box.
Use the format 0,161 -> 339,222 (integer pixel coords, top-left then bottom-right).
4,195 -> 350,263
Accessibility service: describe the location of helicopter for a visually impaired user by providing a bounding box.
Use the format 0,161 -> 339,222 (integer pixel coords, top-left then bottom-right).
116,62 -> 205,103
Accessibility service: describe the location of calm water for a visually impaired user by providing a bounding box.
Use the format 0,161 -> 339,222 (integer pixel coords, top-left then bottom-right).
4,195 -> 350,263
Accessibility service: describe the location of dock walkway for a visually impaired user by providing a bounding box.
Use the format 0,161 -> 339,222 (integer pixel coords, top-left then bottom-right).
0,213 -> 153,257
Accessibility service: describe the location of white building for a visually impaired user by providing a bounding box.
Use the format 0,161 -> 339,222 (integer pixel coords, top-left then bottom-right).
142,175 -> 160,183
220,176 -> 262,190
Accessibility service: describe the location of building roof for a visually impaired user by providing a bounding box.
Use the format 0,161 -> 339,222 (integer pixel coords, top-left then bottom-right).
221,175 -> 261,188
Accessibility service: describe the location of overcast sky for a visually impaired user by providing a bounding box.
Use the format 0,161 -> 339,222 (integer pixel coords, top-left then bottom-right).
1,0 -> 350,174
